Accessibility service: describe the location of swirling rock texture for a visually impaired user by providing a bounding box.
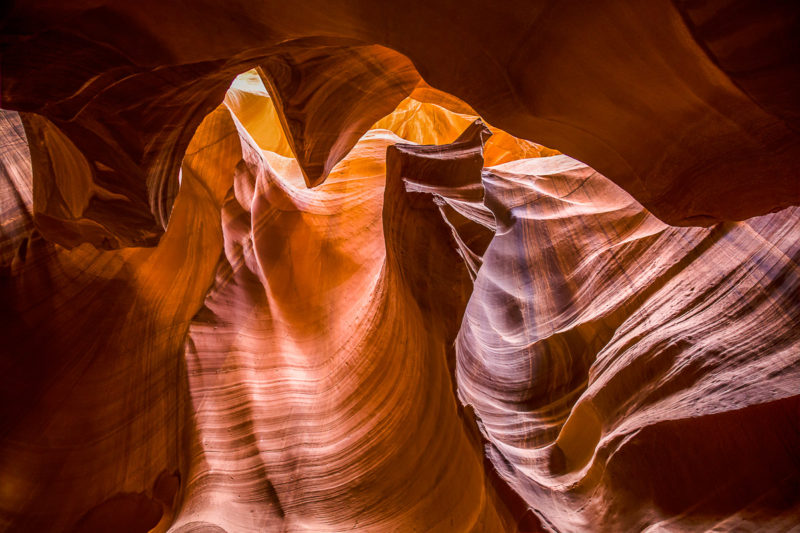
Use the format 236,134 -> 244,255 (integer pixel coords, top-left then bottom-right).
173,99 -> 516,532
456,157 -> 800,532
1,1 -> 799,532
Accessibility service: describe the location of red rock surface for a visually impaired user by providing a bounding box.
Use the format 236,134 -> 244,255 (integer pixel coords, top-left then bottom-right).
1,3 -> 799,532
455,155 -> 800,532
3,1 -> 799,232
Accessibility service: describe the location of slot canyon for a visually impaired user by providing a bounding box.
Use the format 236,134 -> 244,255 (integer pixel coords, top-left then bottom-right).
1,1 -> 799,532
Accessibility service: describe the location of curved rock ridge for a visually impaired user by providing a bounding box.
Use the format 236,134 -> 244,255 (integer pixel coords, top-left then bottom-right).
0,105 -> 231,531
11,59 -> 251,248
3,0 -> 799,238
373,97 -> 560,167
455,154 -> 800,532
257,42 -> 421,188
172,107 -> 520,531
0,111 -> 33,267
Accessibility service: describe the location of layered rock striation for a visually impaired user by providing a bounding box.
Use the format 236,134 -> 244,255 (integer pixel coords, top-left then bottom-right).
1,4 -> 799,532
3,1 -> 799,231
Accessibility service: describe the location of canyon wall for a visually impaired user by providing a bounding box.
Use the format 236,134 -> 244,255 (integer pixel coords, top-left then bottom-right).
1,2 -> 799,531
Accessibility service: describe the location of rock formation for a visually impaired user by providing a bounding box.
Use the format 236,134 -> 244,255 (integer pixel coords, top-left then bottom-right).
456,156 -> 800,532
1,2 -> 799,532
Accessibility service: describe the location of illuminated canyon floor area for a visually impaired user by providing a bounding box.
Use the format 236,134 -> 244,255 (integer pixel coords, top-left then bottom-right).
1,2 -> 799,532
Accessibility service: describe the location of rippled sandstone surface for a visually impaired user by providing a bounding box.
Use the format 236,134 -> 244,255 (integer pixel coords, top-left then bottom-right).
1,2 -> 799,532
